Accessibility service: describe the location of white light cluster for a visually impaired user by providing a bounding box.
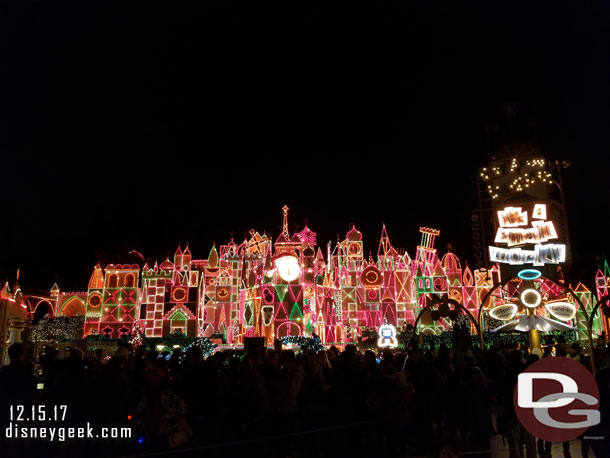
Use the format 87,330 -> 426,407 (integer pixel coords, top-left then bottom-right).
489,244 -> 566,265
489,303 -> 518,321
377,323 -> 398,348
481,158 -> 552,199
274,254 -> 301,282
520,288 -> 542,308
490,203 -> 565,266
544,301 -> 576,321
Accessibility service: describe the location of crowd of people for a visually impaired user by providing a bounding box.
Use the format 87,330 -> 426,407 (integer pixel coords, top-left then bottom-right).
1,337 -> 609,458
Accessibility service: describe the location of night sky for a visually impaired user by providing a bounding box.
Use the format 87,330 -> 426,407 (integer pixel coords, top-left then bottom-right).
2,1 -> 609,292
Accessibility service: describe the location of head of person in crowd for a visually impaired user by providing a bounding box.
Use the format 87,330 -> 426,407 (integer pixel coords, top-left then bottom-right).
344,344 -> 357,360
265,350 -> 279,367
507,349 -> 523,367
7,342 -> 25,365
43,345 -> 58,360
113,345 -> 132,368
462,366 -> 484,387
569,342 -> 581,356
363,349 -> 377,368
280,349 -> 296,368
463,349 -> 476,368
327,345 -> 340,361
135,345 -> 148,360
526,352 -> 540,366
382,348 -> 395,364
183,345 -> 203,367
556,343 -> 567,357
317,350 -> 331,370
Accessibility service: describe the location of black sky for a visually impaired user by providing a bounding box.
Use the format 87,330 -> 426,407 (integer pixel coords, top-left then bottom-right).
1,1 -> 609,291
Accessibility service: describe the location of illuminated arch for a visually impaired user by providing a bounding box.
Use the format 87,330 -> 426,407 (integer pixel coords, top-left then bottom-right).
61,297 -> 86,317
124,273 -> 135,288
33,300 -> 54,322
276,321 -> 301,337
108,274 -> 118,288
335,325 -> 343,342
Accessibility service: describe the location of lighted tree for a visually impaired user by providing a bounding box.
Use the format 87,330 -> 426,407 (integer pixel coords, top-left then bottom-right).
130,321 -> 144,348
305,318 -> 314,334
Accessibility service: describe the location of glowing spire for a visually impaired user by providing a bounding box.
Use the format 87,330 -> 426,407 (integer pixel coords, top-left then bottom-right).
0,281 -> 9,299
378,224 -> 394,257
88,263 -> 104,289
282,205 -> 290,239
208,244 -> 219,269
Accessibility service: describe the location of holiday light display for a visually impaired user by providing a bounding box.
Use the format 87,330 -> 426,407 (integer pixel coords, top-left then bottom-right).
377,324 -> 398,348
490,203 -> 565,267
281,335 -> 324,352
31,315 -> 85,341
544,301 -> 577,321
489,303 -> 518,321
273,253 -> 301,282
479,154 -> 554,200
7,205 -> 605,348
520,288 -> 542,308
183,337 -> 217,357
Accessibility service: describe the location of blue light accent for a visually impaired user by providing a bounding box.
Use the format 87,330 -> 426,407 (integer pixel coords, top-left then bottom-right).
138,437 -> 144,444
517,269 -> 542,280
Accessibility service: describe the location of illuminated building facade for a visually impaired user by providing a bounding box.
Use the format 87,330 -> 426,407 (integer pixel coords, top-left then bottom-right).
10,205 -> 606,345
25,206 -> 501,343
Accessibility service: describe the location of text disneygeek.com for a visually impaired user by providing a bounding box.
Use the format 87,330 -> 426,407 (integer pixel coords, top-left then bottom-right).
5,405 -> 131,441
5,422 -> 132,441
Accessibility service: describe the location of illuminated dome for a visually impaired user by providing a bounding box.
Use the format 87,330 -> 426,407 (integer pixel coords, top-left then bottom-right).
346,225 -> 362,241
88,264 -> 104,289
160,258 -> 174,271
441,252 -> 461,272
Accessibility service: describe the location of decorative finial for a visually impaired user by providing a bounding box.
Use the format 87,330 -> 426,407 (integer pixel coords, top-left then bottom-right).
282,205 -> 290,238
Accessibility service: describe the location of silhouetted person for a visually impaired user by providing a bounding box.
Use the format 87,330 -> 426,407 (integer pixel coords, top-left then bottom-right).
0,343 -> 37,408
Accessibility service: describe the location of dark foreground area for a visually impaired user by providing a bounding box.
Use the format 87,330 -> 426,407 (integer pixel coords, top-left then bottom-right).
1,340 -> 609,458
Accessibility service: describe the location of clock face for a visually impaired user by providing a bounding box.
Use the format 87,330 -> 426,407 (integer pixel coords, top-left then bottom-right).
365,270 -> 378,283
88,293 -> 101,308
172,288 -> 187,302
348,243 -> 361,255
361,265 -> 382,287
275,254 -> 300,282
